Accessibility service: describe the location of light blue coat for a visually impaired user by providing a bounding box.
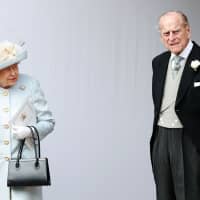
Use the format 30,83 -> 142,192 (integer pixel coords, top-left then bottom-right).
0,74 -> 55,200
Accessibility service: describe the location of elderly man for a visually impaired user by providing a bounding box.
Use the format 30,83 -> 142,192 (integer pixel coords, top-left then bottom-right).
151,11 -> 200,200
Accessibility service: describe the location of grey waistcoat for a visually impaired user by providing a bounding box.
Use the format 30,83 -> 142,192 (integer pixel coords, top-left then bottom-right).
157,58 -> 184,128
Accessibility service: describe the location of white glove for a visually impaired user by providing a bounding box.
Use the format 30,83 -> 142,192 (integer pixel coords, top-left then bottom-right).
12,125 -> 32,140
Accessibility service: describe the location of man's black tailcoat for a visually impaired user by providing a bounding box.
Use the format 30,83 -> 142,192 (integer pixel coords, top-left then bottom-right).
151,41 -> 200,160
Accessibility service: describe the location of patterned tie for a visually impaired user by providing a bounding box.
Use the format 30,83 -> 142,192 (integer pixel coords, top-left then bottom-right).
171,56 -> 183,79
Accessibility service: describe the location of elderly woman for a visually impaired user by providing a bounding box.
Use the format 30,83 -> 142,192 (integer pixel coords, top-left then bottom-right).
0,41 -> 55,200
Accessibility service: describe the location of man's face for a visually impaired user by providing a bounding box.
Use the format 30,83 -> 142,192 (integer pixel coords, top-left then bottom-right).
0,63 -> 19,88
159,13 -> 191,55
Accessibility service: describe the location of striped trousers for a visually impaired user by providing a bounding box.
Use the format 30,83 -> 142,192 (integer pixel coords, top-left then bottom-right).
152,126 -> 200,200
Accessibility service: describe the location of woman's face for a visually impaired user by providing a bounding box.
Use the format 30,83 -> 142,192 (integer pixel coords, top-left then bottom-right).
0,63 -> 19,88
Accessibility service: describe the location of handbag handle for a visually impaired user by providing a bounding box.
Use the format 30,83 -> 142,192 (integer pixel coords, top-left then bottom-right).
15,126 -> 41,168
29,126 -> 41,158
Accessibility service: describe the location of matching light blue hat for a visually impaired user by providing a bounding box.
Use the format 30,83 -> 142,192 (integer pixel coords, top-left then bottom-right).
0,41 -> 27,70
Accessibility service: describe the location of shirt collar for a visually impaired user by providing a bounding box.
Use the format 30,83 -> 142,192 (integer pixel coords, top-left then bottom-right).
170,40 -> 193,60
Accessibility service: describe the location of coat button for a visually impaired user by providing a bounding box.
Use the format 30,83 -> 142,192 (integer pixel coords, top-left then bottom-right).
3,140 -> 9,145
2,90 -> 8,96
3,124 -> 9,129
2,107 -> 9,112
4,156 -> 10,161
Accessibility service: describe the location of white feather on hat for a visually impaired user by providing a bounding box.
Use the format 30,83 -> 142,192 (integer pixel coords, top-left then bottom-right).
0,41 -> 27,70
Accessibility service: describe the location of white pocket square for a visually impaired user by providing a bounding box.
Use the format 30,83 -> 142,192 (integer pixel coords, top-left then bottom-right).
194,82 -> 200,87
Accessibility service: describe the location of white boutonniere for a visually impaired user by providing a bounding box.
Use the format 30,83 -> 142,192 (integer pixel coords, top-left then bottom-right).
191,60 -> 200,71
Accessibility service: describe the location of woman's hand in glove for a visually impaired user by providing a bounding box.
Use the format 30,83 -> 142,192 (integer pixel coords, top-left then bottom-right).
12,125 -> 32,139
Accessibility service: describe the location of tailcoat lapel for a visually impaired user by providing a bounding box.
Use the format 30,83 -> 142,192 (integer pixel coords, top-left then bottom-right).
175,42 -> 200,106
154,52 -> 170,111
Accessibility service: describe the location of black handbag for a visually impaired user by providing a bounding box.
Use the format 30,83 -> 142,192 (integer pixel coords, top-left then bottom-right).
7,126 -> 51,186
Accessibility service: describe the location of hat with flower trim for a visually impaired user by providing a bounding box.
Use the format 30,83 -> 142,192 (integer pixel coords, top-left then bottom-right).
0,40 -> 27,70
